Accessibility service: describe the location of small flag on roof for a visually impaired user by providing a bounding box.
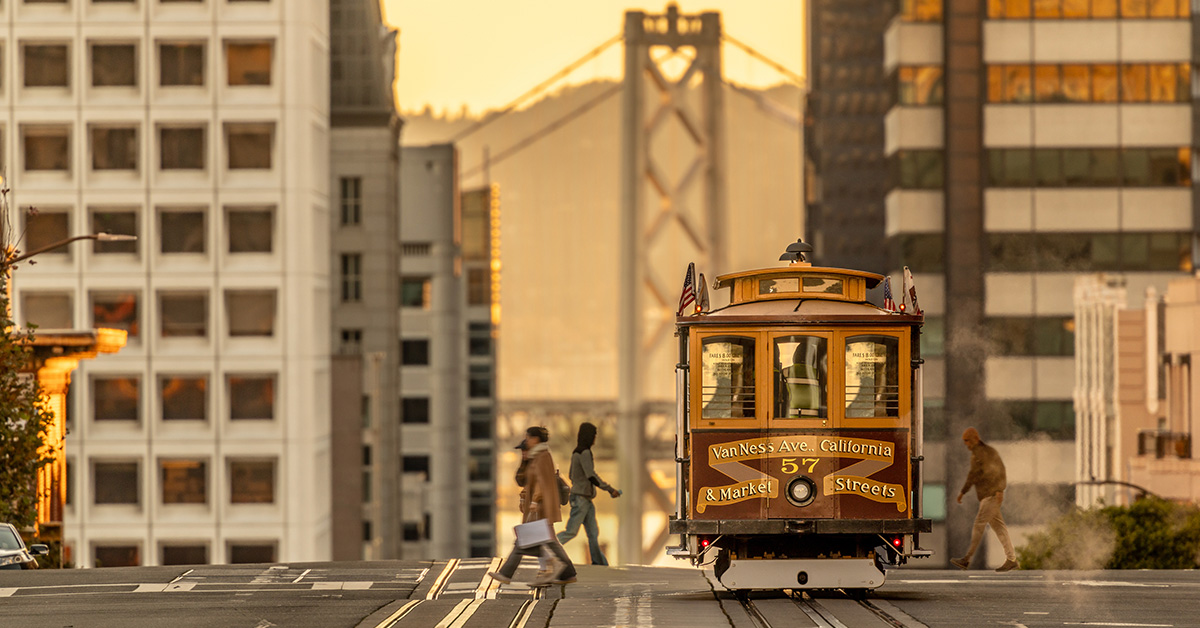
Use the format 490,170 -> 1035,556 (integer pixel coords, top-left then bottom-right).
902,266 -> 922,315
697,272 -> 710,313
882,276 -> 897,313
677,262 -> 697,316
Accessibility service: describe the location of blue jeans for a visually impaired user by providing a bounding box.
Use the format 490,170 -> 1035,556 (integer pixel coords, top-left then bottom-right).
556,493 -> 608,566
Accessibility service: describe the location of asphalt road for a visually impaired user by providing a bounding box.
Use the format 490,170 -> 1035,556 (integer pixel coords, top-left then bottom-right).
2,559 -> 1198,628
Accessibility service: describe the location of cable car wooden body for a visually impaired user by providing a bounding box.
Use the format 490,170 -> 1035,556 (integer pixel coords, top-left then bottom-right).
667,251 -> 932,591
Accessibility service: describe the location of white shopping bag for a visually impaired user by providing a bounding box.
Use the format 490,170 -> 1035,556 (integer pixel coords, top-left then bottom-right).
514,519 -> 553,549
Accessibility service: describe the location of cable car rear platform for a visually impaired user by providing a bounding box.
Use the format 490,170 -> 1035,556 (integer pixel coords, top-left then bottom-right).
668,517 -> 932,535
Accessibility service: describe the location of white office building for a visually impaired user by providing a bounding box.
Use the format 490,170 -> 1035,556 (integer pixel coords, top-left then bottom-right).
9,0 -> 332,567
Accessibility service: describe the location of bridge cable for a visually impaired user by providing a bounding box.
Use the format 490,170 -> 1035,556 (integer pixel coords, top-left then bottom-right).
721,33 -> 806,88
450,34 -> 623,143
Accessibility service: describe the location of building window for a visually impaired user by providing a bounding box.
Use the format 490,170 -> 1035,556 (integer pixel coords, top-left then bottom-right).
890,234 -> 945,274
93,377 -> 139,422
339,177 -> 362,225
988,231 -> 1191,273
24,44 -> 69,88
897,66 -> 944,105
22,292 -> 72,329
94,546 -> 140,568
161,376 -> 207,421
403,455 -> 430,479
985,317 -> 1075,357
893,150 -> 944,189
91,209 -> 138,253
159,125 -> 206,170
161,545 -> 207,566
988,0 -> 1188,18
225,123 -> 274,169
159,42 -> 205,86
93,461 -> 139,504
92,291 -> 139,338
225,41 -> 272,86
160,460 -> 207,504
469,364 -> 492,398
467,268 -> 489,306
469,448 -> 492,483
341,254 -> 362,302
340,329 -> 362,354
24,210 -> 69,256
23,125 -> 71,172
402,397 -> 430,424
469,407 -> 493,440
362,470 -> 372,503
90,126 -> 138,171
900,0 -> 943,20
230,459 -> 275,504
987,63 -> 1188,104
226,207 -> 274,253
403,523 -> 420,541
229,375 -> 275,420
225,290 -> 276,337
91,43 -> 137,87
986,147 -> 1190,188
402,242 -> 431,256
468,322 -> 492,356
228,543 -> 276,564
400,277 -> 431,308
401,339 -> 429,366
159,210 -> 206,254
160,292 -> 208,338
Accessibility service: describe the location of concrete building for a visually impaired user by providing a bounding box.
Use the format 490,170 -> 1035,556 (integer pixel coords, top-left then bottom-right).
10,1 -> 332,567
1076,273 -> 1200,506
328,0 -> 403,561
882,0 -> 1195,565
804,0 -> 892,273
398,144 -> 498,559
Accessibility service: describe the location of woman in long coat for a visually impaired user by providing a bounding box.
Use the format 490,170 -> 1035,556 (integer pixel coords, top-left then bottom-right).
488,426 -> 576,585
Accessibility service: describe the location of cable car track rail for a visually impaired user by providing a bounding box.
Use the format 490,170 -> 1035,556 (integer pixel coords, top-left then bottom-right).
728,589 -> 923,628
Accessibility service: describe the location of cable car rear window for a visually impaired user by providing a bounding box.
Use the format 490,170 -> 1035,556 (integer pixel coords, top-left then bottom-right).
773,335 -> 827,418
758,276 -> 844,296
701,336 -> 755,418
844,335 -> 900,418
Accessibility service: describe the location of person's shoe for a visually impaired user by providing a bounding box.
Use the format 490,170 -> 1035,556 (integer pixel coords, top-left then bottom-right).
486,571 -> 511,584
531,558 -> 562,586
995,559 -> 1019,573
950,557 -> 969,570
552,573 -> 577,584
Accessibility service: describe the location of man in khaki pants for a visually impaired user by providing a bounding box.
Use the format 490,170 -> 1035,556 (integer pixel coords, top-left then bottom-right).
952,427 -> 1019,572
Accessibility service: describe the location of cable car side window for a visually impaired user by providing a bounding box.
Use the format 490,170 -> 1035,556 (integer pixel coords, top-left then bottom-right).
844,335 -> 900,418
700,336 -> 756,418
773,335 -> 827,418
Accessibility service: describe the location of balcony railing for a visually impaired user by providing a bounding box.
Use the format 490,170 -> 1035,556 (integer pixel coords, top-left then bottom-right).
1137,430 -> 1192,459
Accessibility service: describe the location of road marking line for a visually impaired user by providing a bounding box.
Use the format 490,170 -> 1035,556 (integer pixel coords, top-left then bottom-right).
375,600 -> 422,628
1026,612 -> 1049,615
165,582 -> 195,592
426,559 -> 460,600
509,600 -> 538,628
1063,624 -> 1173,627
344,581 -> 371,590
0,588 -> 15,598
446,599 -> 486,628
135,584 -> 168,593
433,599 -> 472,628
169,569 -> 194,585
312,582 -> 342,590
478,557 -> 502,599
292,568 -> 312,584
870,599 -> 930,628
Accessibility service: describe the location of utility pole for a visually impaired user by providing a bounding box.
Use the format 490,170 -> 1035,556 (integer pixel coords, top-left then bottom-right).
617,3 -> 726,565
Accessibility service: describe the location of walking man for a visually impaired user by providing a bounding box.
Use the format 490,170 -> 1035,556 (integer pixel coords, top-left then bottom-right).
489,426 -> 577,586
557,422 -> 621,565
952,427 -> 1019,572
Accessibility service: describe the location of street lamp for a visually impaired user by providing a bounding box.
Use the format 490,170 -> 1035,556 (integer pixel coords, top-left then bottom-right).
3,232 -> 139,269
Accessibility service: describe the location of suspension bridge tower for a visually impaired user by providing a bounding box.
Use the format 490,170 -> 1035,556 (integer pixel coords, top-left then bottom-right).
618,3 -> 727,565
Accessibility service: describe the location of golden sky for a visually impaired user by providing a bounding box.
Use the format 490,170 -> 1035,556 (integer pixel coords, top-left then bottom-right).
380,0 -> 804,115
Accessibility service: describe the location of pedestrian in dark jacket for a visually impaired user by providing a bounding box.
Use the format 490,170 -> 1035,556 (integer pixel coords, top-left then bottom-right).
952,427 -> 1018,572
489,426 -> 577,586
556,422 -> 621,565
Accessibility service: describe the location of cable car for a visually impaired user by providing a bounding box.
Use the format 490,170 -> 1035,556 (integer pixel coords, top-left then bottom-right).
667,240 -> 932,592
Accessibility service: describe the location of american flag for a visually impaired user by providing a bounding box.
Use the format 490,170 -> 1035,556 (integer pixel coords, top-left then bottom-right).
677,262 -> 697,316
882,276 -> 897,312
